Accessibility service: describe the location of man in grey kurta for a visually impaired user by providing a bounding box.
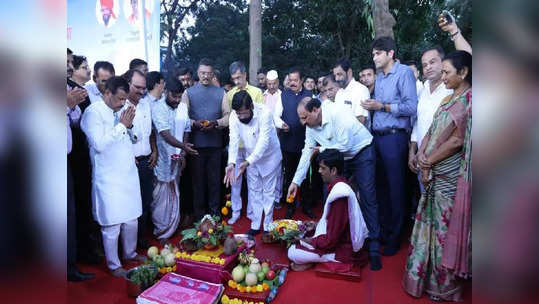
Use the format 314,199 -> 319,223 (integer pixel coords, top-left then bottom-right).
181,58 -> 230,219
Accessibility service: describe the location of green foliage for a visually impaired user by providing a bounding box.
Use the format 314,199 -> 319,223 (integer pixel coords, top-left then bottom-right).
128,265 -> 157,289
163,0 -> 472,81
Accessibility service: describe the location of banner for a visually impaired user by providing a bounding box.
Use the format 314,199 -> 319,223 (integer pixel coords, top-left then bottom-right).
67,0 -> 160,74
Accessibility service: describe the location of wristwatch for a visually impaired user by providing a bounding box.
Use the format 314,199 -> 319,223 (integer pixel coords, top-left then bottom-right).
380,104 -> 385,112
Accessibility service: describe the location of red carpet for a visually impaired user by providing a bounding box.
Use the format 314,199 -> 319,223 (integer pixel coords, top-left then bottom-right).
68,203 -> 471,303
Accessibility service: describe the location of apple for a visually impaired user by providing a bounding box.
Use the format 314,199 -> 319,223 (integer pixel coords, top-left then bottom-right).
266,270 -> 276,280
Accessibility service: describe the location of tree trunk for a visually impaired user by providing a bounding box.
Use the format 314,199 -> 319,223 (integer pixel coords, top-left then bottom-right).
373,0 -> 395,38
249,0 -> 262,85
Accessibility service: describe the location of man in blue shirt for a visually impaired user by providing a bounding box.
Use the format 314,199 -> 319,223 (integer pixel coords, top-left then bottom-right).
361,37 -> 418,256
278,67 -> 314,219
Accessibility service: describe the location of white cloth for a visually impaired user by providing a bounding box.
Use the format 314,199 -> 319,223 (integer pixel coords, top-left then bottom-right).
151,178 -> 180,240
314,181 -> 368,252
81,100 -> 142,226
173,102 -> 190,155
152,100 -> 191,182
101,218 -> 138,270
287,245 -> 338,265
228,104 -> 282,230
292,102 -> 372,185
269,91 -> 286,129
334,78 -> 370,118
410,80 -> 453,148
416,79 -> 424,97
231,149 -> 253,217
228,104 -> 282,176
127,98 -> 153,157
246,162 -> 280,231
85,83 -> 104,104
141,92 -> 165,112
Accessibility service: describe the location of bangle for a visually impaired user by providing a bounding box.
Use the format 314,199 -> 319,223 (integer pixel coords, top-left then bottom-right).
450,30 -> 460,41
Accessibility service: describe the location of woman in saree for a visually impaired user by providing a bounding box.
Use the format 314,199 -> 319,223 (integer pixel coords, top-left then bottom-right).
403,50 -> 472,301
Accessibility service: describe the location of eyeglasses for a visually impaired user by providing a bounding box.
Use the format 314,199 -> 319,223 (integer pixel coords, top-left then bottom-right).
199,71 -> 213,76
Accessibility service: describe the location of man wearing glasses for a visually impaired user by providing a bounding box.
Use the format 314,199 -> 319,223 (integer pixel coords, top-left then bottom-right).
181,58 -> 231,220
123,68 -> 157,249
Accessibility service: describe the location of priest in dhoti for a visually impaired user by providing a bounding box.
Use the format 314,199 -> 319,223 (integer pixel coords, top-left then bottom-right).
151,78 -> 198,242
81,76 -> 144,277
287,149 -> 369,271
224,90 -> 282,237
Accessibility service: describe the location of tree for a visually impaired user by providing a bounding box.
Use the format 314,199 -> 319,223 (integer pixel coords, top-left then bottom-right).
161,0 -> 215,73
373,0 -> 396,38
174,0 -> 249,79
249,0 -> 262,84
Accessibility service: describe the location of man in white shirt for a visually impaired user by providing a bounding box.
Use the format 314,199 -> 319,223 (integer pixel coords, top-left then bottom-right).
81,76 -> 144,277
224,90 -> 282,237
333,57 -> 370,125
124,69 -> 157,249
409,46 -> 453,192
286,97 -> 382,271
85,61 -> 115,104
143,71 -> 165,109
263,69 -> 285,209
322,74 -> 340,104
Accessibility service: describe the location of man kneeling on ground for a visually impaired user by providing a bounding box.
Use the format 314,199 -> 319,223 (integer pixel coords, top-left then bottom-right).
287,149 -> 369,271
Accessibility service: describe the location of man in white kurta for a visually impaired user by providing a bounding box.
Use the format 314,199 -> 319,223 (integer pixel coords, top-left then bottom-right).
225,90 -> 282,236
81,76 -> 142,276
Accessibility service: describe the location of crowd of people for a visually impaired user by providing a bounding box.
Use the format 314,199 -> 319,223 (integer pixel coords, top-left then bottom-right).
67,17 -> 471,302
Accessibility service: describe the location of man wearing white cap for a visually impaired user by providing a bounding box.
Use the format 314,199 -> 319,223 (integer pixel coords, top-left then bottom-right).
263,70 -> 287,209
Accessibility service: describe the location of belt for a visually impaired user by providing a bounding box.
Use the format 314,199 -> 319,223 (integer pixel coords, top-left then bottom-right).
372,128 -> 408,136
135,154 -> 150,162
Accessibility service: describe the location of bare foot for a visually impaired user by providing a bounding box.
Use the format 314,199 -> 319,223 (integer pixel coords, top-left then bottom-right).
290,262 -> 313,271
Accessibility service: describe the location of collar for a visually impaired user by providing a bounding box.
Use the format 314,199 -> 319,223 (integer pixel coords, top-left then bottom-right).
344,78 -> 357,90
382,60 -> 399,77
264,89 -> 281,96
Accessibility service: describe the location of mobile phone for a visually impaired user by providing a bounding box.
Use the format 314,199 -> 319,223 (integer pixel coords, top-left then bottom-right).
440,10 -> 453,25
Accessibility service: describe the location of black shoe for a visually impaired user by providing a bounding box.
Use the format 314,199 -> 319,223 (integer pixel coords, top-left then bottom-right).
369,255 -> 382,271
137,238 -> 152,250
382,245 -> 399,256
67,269 -> 95,282
285,208 -> 295,219
247,229 -> 260,237
303,208 -> 315,219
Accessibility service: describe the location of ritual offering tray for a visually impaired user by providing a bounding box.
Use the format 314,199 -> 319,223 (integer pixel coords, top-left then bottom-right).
136,272 -> 223,304
223,248 -> 289,303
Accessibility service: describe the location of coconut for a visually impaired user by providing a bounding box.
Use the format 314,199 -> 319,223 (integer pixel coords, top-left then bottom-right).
223,235 -> 238,256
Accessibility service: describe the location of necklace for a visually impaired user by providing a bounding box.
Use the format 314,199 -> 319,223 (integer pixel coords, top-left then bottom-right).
441,85 -> 470,106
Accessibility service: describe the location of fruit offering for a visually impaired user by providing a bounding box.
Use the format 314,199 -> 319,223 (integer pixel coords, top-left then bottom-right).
175,250 -> 226,265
